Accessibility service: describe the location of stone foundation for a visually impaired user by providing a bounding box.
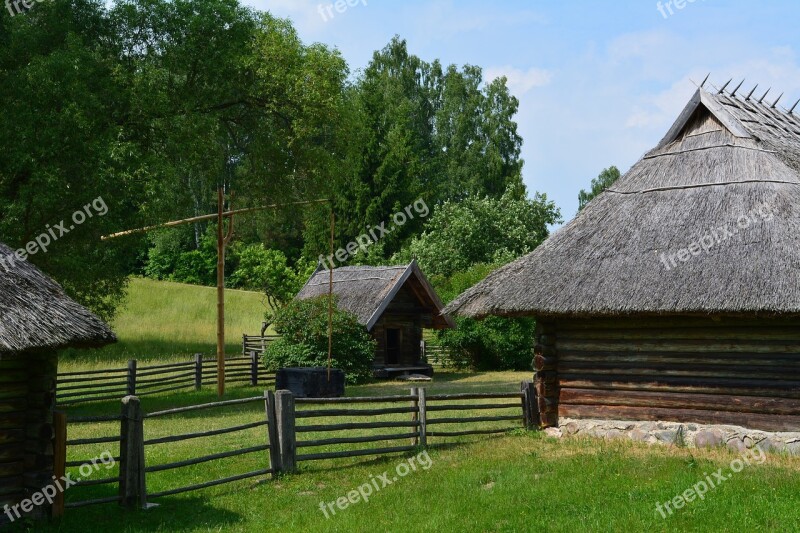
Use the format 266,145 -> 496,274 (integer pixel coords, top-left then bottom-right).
545,418 -> 800,455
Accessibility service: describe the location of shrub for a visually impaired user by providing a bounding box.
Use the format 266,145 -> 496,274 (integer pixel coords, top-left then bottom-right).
264,296 -> 375,384
435,315 -> 535,371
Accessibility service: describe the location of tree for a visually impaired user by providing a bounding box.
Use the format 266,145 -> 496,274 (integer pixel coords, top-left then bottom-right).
397,186 -> 562,278
578,166 -> 621,211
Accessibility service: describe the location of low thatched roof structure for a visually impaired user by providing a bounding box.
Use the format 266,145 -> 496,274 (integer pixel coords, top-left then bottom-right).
446,86 -> 800,319
0,242 -> 116,353
296,260 -> 454,330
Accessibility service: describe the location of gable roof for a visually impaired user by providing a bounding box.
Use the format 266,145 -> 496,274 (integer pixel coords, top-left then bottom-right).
296,261 -> 455,330
445,83 -> 800,319
0,242 -> 117,353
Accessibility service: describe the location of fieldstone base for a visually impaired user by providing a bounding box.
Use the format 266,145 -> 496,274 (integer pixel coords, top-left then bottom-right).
544,418 -> 800,455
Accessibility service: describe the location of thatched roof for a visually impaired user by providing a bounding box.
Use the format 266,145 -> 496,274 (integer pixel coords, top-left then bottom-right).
446,85 -> 800,319
296,261 -> 455,330
0,243 -> 116,353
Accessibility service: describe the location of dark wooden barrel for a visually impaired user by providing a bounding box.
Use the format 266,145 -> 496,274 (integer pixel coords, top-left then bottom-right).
275,367 -> 345,398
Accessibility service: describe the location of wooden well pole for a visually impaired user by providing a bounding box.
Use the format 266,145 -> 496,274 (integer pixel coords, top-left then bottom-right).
217,188 -> 225,396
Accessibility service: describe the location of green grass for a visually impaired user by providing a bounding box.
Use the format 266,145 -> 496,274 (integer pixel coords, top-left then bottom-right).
23,371 -> 800,533
60,278 -> 269,368
35,279 -> 800,531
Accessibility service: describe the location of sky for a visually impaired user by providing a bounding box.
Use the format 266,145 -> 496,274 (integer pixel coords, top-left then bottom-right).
243,0 -> 800,220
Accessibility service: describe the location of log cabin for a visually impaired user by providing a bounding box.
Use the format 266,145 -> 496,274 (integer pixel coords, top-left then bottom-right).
0,242 -> 115,525
445,84 -> 800,432
296,261 -> 454,377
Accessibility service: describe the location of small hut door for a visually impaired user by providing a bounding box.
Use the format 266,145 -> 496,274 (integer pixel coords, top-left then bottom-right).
386,328 -> 401,365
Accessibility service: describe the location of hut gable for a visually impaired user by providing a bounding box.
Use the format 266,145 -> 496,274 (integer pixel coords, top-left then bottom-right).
0,242 -> 116,353
445,86 -> 800,318
296,261 -> 454,331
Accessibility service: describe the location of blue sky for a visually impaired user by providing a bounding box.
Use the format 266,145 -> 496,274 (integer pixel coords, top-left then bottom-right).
246,0 -> 800,220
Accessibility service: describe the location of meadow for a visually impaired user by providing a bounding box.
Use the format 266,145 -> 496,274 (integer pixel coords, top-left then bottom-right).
35,279 -> 800,532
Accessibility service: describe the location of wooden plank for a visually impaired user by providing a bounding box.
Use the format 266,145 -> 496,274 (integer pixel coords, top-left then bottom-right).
297,432 -> 419,448
559,404 -> 800,432
145,445 -> 269,473
296,420 -> 419,433
426,393 -> 522,401
417,387 -> 427,448
53,411 -> 66,518
560,376 -> 800,395
144,421 -> 267,445
276,391 -> 296,473
146,396 -> 262,418
560,388 -> 800,415
296,406 -> 417,418
146,469 -> 272,499
295,395 -> 417,404
426,415 -> 521,425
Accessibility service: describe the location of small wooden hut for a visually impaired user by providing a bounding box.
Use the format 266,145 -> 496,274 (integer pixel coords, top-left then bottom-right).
0,242 -> 115,524
296,261 -> 454,376
446,85 -> 800,432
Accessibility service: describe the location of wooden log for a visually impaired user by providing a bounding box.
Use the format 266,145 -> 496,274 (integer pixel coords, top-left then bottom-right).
119,396 -> 147,509
194,354 -> 203,391
264,391 -> 281,476
427,427 -> 518,438
425,392 -> 522,401
52,411 -> 66,519
146,396 -> 262,418
426,415 -> 521,425
145,445 -> 270,473
127,360 -> 137,396
297,432 -> 419,448
296,420 -> 419,432
296,406 -> 417,418
559,388 -> 800,415
144,420 -> 267,446
534,355 -> 557,372
275,391 -> 296,473
559,404 -> 800,432
417,387 -> 427,448
426,403 -> 520,412
146,468 -> 272,500
559,375 -> 800,395
295,395 -> 418,404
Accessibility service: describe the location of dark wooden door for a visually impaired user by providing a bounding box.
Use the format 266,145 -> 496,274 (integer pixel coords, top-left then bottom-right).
386,328 -> 401,365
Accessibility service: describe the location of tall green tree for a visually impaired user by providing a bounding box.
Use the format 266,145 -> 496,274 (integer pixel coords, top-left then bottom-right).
578,166 -> 621,211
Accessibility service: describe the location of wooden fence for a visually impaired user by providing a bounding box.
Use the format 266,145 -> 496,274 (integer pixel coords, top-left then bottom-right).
55,382 -> 538,513
242,334 -> 281,355
56,354 -> 275,406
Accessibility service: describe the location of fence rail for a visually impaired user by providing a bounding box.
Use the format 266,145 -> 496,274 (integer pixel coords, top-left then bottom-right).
55,382 -> 539,516
56,354 -> 275,406
242,334 -> 281,355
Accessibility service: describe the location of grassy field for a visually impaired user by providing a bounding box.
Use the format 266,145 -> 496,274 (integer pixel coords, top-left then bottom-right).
59,278 -> 269,368
35,279 -> 800,532
25,371 -> 800,533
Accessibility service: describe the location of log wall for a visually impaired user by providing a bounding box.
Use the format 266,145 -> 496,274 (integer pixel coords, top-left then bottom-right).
371,286 -> 425,366
553,316 -> 800,432
0,350 -> 57,525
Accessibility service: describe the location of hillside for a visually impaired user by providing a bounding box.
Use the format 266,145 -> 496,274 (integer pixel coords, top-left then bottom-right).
60,278 -> 269,365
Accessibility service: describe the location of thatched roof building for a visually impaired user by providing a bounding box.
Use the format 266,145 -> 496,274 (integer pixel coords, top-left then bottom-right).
0,243 -> 116,353
446,84 -> 800,433
297,261 -> 453,375
0,242 -> 115,524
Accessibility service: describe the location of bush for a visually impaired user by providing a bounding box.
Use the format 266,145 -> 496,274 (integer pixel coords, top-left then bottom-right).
264,296 -> 376,384
435,315 -> 535,371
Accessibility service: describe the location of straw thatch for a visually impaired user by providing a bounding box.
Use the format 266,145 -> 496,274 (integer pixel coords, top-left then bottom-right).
296,260 -> 454,330
446,87 -> 800,318
0,242 -> 116,353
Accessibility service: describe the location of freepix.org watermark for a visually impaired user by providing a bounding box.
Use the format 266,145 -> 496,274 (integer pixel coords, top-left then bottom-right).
5,0 -> 49,17
318,450 -> 432,519
3,451 -> 116,523
317,0 -> 366,23
0,196 -> 108,273
659,203 -> 774,271
656,0 -> 705,19
655,445 -> 766,519
319,198 -> 429,269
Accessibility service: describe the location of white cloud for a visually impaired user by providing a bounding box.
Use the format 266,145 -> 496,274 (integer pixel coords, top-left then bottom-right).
484,66 -> 553,96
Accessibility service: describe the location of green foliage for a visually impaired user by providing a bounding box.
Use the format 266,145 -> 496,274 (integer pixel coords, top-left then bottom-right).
578,166 -> 621,211
430,263 -> 536,371
229,243 -> 312,312
264,296 -> 375,384
145,227 -> 217,286
398,186 -> 561,278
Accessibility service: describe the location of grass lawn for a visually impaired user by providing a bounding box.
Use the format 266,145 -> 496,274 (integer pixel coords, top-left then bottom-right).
59,278 -> 268,368
24,371 -> 800,533
34,279 -> 800,531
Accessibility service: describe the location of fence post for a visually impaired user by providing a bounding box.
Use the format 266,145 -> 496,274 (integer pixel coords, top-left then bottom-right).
242,334 -> 247,355
264,390 -> 281,476
410,387 -> 419,446
521,381 -> 539,429
250,351 -> 259,387
417,387 -> 427,448
126,360 -> 137,396
194,354 -> 203,391
52,411 -> 67,518
275,390 -> 296,473
119,396 -> 147,509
